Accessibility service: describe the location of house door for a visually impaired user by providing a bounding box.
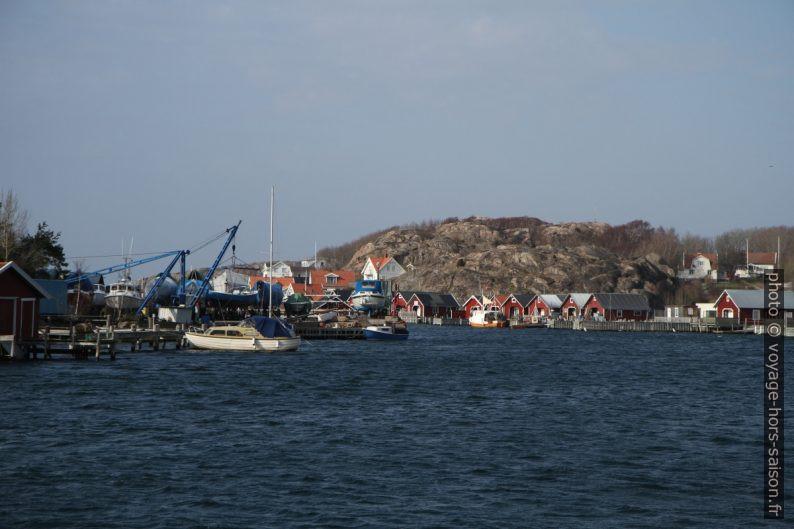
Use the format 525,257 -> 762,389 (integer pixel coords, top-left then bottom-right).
0,298 -> 15,335
21,299 -> 36,339
567,307 -> 576,318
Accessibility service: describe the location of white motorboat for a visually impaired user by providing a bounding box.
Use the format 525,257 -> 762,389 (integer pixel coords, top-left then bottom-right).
184,316 -> 301,352
363,323 -> 409,340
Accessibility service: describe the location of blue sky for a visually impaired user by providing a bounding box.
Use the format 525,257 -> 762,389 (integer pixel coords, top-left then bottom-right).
1,0 -> 792,275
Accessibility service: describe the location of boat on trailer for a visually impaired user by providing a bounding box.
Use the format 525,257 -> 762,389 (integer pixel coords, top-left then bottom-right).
350,280 -> 386,313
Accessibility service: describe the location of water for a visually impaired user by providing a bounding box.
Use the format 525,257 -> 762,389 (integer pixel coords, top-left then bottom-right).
1,327 -> 790,528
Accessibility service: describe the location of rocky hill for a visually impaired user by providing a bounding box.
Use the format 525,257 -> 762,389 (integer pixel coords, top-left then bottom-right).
342,217 -> 676,307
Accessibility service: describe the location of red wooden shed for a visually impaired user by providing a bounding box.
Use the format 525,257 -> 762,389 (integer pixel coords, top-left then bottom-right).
0,261 -> 51,344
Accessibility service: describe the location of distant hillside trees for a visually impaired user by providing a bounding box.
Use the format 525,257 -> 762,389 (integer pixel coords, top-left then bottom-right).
0,190 -> 67,278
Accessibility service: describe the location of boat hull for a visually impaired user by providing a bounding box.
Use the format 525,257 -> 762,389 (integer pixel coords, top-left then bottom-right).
184,332 -> 301,352
105,293 -> 143,310
350,292 -> 386,312
363,326 -> 409,340
469,321 -> 509,328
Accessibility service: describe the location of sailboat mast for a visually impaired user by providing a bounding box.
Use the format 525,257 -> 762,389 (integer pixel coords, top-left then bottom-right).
269,186 -> 274,319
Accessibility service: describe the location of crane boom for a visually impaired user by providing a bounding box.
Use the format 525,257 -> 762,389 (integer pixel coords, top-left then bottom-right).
65,251 -> 182,285
189,221 -> 242,309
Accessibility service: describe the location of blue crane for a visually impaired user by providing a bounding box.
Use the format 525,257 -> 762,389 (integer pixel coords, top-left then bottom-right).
189,221 -> 242,309
65,250 -> 183,286
134,250 -> 190,315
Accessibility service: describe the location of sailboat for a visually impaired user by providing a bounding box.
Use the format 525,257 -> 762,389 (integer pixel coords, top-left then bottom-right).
184,187 -> 301,352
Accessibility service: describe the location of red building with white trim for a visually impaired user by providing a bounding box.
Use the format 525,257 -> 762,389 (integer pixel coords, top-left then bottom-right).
560,293 -> 592,320
0,261 -> 51,347
713,289 -> 794,325
500,294 -> 527,319
462,295 -> 485,318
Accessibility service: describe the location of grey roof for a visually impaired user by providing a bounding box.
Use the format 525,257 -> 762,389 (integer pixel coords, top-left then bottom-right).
565,293 -> 592,308
512,293 -> 535,307
396,290 -> 417,301
538,294 -> 563,310
592,293 -> 650,311
717,289 -> 794,309
412,291 -> 460,309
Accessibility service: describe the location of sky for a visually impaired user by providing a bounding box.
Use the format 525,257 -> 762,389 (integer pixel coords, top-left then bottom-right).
1,0 -> 792,276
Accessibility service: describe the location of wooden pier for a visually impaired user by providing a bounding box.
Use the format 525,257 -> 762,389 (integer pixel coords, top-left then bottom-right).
547,319 -> 748,333
293,322 -> 364,340
11,324 -> 186,360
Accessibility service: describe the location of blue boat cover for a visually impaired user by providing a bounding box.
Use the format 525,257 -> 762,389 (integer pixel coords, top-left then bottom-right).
240,316 -> 293,338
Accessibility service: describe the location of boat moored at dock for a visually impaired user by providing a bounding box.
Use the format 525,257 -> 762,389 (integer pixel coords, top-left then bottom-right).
469,307 -> 509,328
184,316 -> 301,352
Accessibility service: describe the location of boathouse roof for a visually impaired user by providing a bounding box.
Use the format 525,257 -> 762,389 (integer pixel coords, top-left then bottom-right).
411,292 -> 460,309
0,261 -> 52,298
564,293 -> 592,308
538,294 -> 563,309
512,293 -> 535,307
589,293 -> 650,311
715,289 -> 794,309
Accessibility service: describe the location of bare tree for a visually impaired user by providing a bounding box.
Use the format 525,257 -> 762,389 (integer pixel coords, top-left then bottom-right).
0,189 -> 29,261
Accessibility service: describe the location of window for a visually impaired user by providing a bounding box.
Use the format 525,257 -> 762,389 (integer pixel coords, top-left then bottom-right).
722,308 -> 734,318
752,309 -> 760,321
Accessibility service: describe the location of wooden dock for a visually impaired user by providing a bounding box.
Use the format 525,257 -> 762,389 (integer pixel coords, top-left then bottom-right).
547,319 -> 747,333
293,322 -> 364,340
11,324 -> 186,360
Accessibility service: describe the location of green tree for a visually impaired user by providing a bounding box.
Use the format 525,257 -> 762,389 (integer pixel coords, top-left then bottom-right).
16,222 -> 67,278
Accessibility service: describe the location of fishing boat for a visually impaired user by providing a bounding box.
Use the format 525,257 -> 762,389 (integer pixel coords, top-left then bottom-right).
350,279 -> 386,313
469,306 -> 509,328
105,277 -> 143,310
363,323 -> 409,340
92,283 -> 107,307
184,316 -> 301,352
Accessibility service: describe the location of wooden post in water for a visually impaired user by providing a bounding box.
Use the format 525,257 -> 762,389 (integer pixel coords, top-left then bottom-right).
44,326 -> 51,359
95,331 -> 101,359
153,324 -> 160,351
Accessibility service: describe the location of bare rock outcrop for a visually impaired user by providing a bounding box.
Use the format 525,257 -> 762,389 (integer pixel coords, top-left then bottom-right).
343,217 -> 676,307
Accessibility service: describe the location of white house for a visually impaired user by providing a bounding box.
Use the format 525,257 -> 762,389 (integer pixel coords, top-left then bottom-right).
361,256 -> 406,299
677,252 -> 718,280
361,256 -> 406,281
262,261 -> 293,278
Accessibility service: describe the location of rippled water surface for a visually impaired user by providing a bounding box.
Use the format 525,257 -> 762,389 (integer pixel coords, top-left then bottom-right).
1,327 -> 790,528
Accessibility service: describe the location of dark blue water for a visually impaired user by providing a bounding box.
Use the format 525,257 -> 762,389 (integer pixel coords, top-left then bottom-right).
1,327 -> 790,528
